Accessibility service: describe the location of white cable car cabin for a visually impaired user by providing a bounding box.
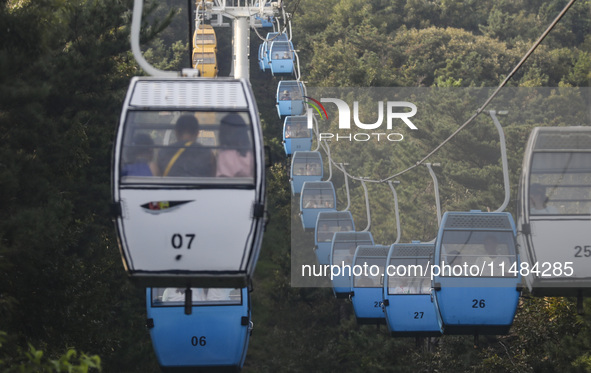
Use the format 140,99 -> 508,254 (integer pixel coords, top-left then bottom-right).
518,126 -> 591,298
112,77 -> 266,288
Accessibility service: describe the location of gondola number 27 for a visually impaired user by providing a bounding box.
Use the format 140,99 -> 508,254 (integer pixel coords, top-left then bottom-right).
171,233 -> 196,249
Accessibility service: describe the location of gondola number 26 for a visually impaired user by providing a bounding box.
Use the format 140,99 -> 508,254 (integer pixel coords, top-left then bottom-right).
171,233 -> 196,249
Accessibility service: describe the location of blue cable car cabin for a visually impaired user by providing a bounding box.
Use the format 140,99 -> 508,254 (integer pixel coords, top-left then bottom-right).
253,3 -> 274,28
517,127 -> 591,297
253,1 -> 274,27
283,116 -> 312,156
383,242 -> 442,337
261,32 -> 288,71
269,41 -> 295,75
329,231 -> 375,298
432,211 -> 521,335
276,80 -> 305,118
314,211 -> 355,265
257,43 -> 266,71
350,245 -> 389,324
300,181 -> 336,230
290,151 -> 323,195
146,287 -> 251,371
113,77 -> 266,288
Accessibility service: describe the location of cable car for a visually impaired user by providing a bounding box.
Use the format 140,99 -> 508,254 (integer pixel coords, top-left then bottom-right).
193,24 -> 217,53
330,231 -> 375,298
350,245 -> 389,324
290,151 -> 323,195
261,32 -> 288,71
518,127 -> 591,297
257,43 -> 267,71
253,2 -> 274,28
383,242 -> 441,337
112,77 -> 266,288
300,181 -> 336,230
283,115 -> 312,156
314,211 -> 355,265
192,48 -> 218,77
276,80 -> 305,118
269,41 -> 295,75
146,287 -> 252,371
254,14 -> 274,28
432,211 -> 521,335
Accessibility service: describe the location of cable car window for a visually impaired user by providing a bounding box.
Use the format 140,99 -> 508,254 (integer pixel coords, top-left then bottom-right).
353,258 -> 384,288
195,34 -> 215,43
440,231 -> 517,277
530,152 -> 591,215
270,42 -> 293,59
120,111 -> 254,184
280,89 -> 301,100
285,123 -> 310,139
302,189 -> 334,208
292,158 -> 321,176
151,288 -> 242,306
388,258 -> 431,295
332,242 -> 357,266
317,221 -> 339,242
193,54 -> 216,65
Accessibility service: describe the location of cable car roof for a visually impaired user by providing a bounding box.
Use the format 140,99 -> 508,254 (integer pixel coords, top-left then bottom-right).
127,78 -> 249,109
442,212 -> 515,231
532,126 -> 591,151
355,245 -> 389,258
389,243 -> 435,258
333,231 -> 373,243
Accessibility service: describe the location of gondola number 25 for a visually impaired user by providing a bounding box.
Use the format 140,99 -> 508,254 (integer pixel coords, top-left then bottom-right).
171,233 -> 196,249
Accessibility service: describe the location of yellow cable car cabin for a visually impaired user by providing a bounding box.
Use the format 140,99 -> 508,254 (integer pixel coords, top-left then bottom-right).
192,47 -> 218,77
193,24 -> 217,53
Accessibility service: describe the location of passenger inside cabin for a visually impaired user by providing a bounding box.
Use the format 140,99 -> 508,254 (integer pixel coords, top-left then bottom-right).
280,90 -> 291,100
304,196 -> 319,208
393,277 -> 416,294
317,223 -> 332,242
158,115 -> 216,177
122,133 -> 159,176
476,235 -> 511,276
216,114 -> 254,178
530,183 -> 559,214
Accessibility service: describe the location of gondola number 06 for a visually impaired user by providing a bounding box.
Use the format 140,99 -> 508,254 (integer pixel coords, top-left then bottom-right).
191,336 -> 206,346
171,233 -> 196,249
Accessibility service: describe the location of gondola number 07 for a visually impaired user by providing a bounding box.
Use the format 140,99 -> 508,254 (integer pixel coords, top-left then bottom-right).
171,233 -> 196,249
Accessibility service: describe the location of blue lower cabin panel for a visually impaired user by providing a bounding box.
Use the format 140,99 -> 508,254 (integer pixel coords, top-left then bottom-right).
351,288 -> 386,324
435,287 -> 519,335
384,295 -> 441,337
314,243 -> 331,265
291,175 -> 321,195
332,275 -> 352,298
270,60 -> 294,75
148,305 -> 249,370
284,138 -> 312,156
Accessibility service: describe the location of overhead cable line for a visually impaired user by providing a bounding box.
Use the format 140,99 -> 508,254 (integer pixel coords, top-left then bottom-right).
319,0 -> 577,184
